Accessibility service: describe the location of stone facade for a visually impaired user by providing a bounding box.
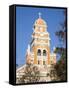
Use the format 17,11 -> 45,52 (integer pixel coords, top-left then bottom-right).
26,13 -> 56,65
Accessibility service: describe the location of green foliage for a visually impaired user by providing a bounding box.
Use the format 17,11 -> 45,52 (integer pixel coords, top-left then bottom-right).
55,10 -> 66,43
54,47 -> 66,55
54,10 -> 67,81
55,59 -> 67,81
49,64 -> 60,81
54,47 -> 66,81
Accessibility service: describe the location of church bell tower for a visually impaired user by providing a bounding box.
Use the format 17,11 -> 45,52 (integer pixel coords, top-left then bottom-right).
30,13 -> 51,65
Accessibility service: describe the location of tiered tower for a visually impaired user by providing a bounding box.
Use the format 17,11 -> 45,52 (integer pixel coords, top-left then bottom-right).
30,13 -> 51,65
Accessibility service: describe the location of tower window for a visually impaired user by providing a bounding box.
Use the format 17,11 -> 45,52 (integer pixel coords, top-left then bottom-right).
43,61 -> 45,65
43,50 -> 46,56
37,49 -> 41,56
38,60 -> 40,64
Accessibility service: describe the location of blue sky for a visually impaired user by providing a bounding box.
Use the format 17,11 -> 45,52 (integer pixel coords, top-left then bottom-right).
16,6 -> 65,66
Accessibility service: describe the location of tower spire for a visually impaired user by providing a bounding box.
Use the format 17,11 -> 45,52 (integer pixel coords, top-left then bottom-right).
27,44 -> 30,55
38,12 -> 42,18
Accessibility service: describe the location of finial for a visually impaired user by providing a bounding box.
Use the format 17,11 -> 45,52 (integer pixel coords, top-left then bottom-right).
27,44 -> 30,54
53,46 -> 56,52
28,44 -> 30,51
38,12 -> 42,18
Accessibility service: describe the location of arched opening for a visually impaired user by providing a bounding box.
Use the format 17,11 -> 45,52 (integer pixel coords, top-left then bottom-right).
43,50 -> 47,65
37,49 -> 41,56
43,61 -> 45,65
43,50 -> 46,56
38,60 -> 40,64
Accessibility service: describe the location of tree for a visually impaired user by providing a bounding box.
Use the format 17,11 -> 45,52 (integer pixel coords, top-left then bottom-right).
54,10 -> 67,81
49,64 -> 60,81
55,10 -> 66,44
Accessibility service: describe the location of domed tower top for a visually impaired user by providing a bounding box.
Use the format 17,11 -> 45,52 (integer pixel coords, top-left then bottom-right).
33,12 -> 47,32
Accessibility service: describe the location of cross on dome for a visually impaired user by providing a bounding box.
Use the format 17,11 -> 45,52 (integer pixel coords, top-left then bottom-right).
38,12 -> 42,18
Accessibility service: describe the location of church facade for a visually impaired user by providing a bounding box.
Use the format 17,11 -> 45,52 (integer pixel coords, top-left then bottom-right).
26,13 -> 56,66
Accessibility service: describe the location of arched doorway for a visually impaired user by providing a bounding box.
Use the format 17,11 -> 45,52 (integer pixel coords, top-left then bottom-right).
37,49 -> 41,64
43,50 -> 46,65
